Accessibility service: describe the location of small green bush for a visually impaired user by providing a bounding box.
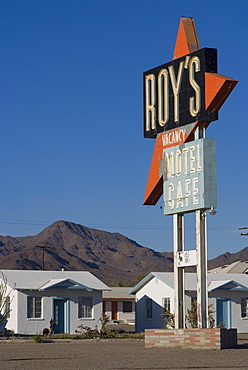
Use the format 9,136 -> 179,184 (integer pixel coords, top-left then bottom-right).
33,335 -> 43,343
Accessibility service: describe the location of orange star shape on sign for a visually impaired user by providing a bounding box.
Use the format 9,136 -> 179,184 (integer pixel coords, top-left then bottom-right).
144,17 -> 238,206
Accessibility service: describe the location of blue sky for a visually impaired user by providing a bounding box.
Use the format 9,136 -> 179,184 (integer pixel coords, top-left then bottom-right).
0,0 -> 247,260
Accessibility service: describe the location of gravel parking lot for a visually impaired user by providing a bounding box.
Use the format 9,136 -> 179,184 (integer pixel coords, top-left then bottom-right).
0,335 -> 248,370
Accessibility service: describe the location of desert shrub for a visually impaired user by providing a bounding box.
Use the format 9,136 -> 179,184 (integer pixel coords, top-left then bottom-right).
99,313 -> 111,338
51,332 -> 144,340
162,309 -> 175,329
217,320 -> 225,328
75,314 -> 144,340
76,314 -> 112,339
76,325 -> 100,338
33,335 -> 43,343
208,304 -> 215,328
186,301 -> 216,328
2,328 -> 14,339
186,300 -> 198,328
0,273 -> 13,326
113,332 -> 144,339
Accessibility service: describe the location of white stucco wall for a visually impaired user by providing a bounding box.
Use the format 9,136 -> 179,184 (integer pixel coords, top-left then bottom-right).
5,288 -> 103,335
135,277 -> 174,332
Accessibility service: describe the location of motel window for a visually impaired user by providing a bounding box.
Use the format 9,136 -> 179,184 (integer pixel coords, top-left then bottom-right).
162,297 -> 171,323
78,296 -> 93,318
123,301 -> 132,313
241,298 -> 248,318
162,297 -> 170,313
27,297 -> 42,318
146,298 -> 152,319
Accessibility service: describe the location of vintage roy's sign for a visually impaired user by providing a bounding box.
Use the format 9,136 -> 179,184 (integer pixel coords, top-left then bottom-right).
144,48 -> 218,138
162,138 -> 216,215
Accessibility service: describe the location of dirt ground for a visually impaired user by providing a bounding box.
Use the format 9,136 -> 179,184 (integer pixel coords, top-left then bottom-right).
0,334 -> 248,370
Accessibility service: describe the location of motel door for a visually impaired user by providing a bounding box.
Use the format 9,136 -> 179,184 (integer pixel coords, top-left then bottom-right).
103,301 -> 106,316
216,298 -> 231,328
54,299 -> 67,333
112,301 -> 118,320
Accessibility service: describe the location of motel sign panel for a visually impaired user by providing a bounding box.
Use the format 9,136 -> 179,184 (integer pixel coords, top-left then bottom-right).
144,48 -> 218,138
163,138 -> 216,215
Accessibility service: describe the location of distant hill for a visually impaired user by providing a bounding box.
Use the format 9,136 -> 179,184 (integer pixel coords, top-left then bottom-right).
0,220 -> 247,285
0,220 -> 174,285
207,247 -> 248,270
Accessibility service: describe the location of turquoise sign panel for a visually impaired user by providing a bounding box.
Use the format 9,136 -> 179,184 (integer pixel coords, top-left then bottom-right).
163,138 -> 216,215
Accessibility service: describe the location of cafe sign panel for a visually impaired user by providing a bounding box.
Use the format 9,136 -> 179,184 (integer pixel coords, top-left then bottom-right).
162,138 -> 216,215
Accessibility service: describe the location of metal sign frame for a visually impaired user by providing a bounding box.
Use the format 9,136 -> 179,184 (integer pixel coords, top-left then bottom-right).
143,17 -> 238,329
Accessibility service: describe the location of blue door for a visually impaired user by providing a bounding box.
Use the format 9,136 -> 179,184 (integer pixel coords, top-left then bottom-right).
54,299 -> 67,334
216,298 -> 231,328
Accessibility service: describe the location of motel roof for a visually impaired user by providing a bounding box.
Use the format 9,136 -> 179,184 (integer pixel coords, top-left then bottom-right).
0,269 -> 110,291
128,272 -> 248,295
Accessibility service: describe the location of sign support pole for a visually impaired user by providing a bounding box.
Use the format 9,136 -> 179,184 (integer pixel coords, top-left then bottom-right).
196,210 -> 208,328
195,127 -> 208,328
173,213 -> 185,329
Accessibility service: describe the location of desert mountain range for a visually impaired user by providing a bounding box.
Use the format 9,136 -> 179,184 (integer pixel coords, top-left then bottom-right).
0,220 -> 247,285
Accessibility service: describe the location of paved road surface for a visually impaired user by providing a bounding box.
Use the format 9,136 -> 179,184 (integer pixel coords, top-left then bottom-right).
0,337 -> 248,369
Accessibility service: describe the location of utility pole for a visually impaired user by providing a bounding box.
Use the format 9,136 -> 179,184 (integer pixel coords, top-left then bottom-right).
35,246 -> 51,270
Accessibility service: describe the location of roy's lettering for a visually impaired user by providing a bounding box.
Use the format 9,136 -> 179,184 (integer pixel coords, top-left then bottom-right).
144,48 -> 218,138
